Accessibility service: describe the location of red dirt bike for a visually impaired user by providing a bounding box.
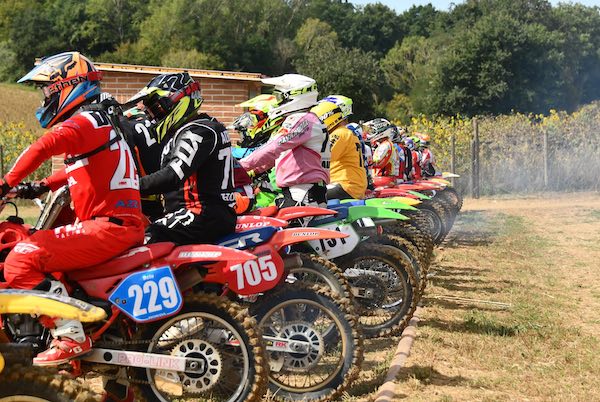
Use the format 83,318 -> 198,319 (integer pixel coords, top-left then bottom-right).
207,208 -> 364,401
2,186 -> 363,402
0,188 -> 269,402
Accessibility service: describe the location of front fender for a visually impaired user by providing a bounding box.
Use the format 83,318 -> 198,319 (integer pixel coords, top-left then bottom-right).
364,198 -> 418,211
270,228 -> 348,250
0,289 -> 106,322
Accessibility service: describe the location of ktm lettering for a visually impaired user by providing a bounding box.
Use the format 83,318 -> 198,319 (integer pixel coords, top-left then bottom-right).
230,255 -> 277,290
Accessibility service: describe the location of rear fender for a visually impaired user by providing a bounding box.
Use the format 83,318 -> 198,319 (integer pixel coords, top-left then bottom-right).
377,188 -> 416,198
0,289 -> 106,322
364,198 -> 418,210
275,206 -> 338,221
166,245 -> 256,267
236,216 -> 288,232
348,206 -> 409,221
269,228 -> 348,250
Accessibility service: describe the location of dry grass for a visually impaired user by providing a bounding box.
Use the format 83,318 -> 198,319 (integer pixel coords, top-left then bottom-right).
0,83 -> 43,134
0,203 -> 40,226
388,192 -> 600,401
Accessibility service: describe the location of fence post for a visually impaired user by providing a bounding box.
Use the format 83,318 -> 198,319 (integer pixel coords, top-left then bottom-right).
450,133 -> 456,187
471,118 -> 480,198
543,129 -> 549,189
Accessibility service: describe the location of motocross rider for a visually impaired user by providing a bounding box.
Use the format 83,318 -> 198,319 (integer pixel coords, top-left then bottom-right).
416,132 -> 436,177
238,74 -> 330,207
133,74 -> 238,244
313,96 -> 367,200
366,118 -> 406,184
403,135 -> 422,180
0,52 -> 145,365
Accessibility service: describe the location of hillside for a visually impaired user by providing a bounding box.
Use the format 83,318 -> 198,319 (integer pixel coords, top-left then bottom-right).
0,83 -> 43,134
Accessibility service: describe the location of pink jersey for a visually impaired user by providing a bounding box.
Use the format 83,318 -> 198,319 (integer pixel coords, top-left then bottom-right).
239,112 -> 329,188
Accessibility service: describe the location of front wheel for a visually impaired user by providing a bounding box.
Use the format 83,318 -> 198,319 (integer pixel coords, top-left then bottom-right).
134,294 -> 267,402
0,364 -> 103,402
250,283 -> 363,401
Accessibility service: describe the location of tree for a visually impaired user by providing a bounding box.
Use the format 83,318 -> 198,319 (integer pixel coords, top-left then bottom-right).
161,49 -> 225,70
294,19 -> 383,119
425,11 -> 562,116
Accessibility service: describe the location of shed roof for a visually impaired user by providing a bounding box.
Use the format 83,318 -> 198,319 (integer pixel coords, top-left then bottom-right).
94,62 -> 264,82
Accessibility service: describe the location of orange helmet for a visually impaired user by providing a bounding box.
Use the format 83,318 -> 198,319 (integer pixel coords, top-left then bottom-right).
415,132 -> 431,147
18,52 -> 103,128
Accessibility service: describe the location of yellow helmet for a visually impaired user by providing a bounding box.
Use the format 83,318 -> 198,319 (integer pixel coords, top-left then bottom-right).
310,101 -> 343,131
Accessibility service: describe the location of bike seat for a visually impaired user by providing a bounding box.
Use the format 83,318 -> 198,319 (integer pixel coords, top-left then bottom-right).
340,200 -> 366,207
247,205 -> 278,217
217,227 -> 277,250
68,242 -> 176,281
309,205 -> 349,226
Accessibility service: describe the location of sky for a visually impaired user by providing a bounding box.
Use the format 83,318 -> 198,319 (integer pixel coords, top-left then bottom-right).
350,0 -> 600,13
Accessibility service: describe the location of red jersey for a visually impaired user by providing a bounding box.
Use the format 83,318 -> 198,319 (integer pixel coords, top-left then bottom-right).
5,111 -> 143,225
411,150 -> 422,180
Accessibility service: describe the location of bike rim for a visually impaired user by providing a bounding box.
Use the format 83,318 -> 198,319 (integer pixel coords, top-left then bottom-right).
145,311 -> 251,402
259,298 -> 347,393
349,258 -> 409,329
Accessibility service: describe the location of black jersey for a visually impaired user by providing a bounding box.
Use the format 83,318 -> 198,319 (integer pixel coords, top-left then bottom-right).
140,116 -> 236,214
122,114 -> 163,177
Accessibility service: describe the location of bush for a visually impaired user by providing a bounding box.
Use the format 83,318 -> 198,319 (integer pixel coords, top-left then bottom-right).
0,120 -> 50,180
396,102 -> 600,194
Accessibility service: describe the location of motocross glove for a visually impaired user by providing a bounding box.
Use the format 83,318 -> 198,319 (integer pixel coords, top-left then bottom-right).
0,179 -> 11,198
16,181 -> 50,199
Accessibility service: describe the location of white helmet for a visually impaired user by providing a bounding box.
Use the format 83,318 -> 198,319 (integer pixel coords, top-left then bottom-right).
364,118 -> 399,143
262,74 -> 318,119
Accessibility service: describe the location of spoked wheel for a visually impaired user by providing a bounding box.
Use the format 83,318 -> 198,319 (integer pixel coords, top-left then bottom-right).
370,234 -> 425,299
285,252 -> 355,309
418,203 -> 446,244
0,364 -> 103,402
336,243 -> 417,338
251,283 -> 362,402
134,294 -> 267,402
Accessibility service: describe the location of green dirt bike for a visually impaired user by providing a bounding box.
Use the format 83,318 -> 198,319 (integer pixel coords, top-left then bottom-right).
246,201 -> 420,338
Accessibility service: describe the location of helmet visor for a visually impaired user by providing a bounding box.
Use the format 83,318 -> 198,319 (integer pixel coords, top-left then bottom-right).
232,112 -> 256,131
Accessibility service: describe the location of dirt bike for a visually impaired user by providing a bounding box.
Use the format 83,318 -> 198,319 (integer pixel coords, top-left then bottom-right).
4,187 -> 364,402
0,289 -> 105,401
0,189 -> 269,402
213,221 -> 364,401
239,202 -> 419,338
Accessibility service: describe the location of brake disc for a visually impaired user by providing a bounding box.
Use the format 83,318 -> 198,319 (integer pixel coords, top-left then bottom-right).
155,339 -> 223,393
276,321 -> 324,372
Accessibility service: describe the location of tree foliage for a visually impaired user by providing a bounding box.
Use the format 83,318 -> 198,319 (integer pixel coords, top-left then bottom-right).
1,0 -> 600,119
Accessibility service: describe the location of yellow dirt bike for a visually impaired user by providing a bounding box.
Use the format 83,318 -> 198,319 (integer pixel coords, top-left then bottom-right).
0,289 -> 105,401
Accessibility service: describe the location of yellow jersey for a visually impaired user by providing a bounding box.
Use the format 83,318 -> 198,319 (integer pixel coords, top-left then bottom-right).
329,127 -> 367,199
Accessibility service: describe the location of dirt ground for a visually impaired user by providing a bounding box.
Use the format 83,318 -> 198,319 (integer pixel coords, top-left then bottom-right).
4,193 -> 600,401
358,192 -> 600,402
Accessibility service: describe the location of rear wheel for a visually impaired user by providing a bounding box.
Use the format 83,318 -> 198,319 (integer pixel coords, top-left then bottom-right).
251,283 -> 362,402
134,294 -> 267,402
286,252 -> 355,311
336,243 -> 417,338
0,364 -> 102,402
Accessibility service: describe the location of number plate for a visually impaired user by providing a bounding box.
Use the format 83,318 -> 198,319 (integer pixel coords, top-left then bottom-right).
308,223 -> 361,259
109,266 -> 183,323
